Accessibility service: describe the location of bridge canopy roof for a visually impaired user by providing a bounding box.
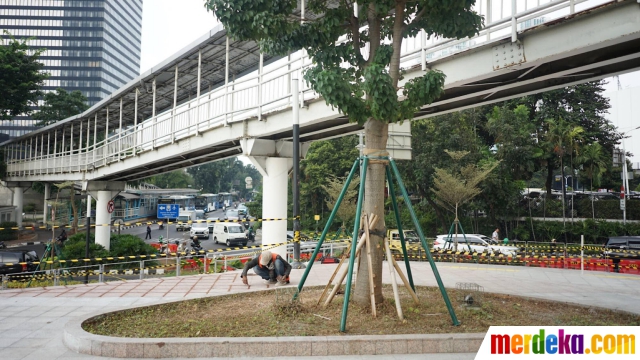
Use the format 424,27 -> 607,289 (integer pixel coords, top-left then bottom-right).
2,23 -> 274,146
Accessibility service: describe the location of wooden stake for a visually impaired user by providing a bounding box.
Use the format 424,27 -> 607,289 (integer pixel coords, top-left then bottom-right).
317,243 -> 351,305
384,237 -> 403,321
352,214 -> 376,292
363,214 -> 377,318
324,215 -> 378,307
391,254 -> 419,305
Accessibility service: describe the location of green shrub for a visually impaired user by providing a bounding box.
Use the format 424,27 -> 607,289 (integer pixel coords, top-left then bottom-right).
109,234 -> 158,257
576,199 -> 640,220
61,232 -> 109,261
0,221 -> 18,241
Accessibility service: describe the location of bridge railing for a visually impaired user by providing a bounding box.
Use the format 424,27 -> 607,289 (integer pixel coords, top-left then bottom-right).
4,0 -> 604,177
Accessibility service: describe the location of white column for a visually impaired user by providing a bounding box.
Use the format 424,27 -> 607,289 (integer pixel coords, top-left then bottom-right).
95,190 -> 112,250
13,187 -> 24,228
43,183 -> 50,227
261,157 -> 289,257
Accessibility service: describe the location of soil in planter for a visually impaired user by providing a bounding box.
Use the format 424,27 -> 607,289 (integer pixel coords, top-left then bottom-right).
83,285 -> 640,338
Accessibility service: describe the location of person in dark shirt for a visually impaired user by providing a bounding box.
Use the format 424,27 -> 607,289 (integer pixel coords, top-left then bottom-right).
241,250 -> 291,286
145,225 -> 152,239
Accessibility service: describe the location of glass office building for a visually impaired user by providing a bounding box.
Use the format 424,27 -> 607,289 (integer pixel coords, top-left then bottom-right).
0,0 -> 143,140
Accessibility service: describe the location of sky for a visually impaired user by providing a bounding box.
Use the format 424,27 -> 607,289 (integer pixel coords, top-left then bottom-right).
139,0 -> 640,166
140,0 -> 218,73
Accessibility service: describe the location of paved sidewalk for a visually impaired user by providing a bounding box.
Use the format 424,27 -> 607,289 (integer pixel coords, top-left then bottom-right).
1,262 -> 639,360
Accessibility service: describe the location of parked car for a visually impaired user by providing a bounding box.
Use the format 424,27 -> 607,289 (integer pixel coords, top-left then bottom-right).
190,222 -> 210,239
212,223 -> 248,247
0,250 -> 38,275
602,236 -> 640,260
387,229 -> 421,248
206,217 -> 219,232
433,234 -> 519,256
602,236 -> 640,273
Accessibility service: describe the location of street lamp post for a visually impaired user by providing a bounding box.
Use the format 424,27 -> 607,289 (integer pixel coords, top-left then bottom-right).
621,125 -> 640,225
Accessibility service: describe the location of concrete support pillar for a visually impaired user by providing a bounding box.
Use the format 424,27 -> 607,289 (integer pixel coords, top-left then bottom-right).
43,183 -> 50,227
95,190 -> 112,250
261,157 -> 289,257
13,187 -> 23,228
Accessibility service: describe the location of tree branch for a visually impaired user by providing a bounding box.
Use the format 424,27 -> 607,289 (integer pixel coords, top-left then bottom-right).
389,1 -> 407,87
366,3 -> 381,68
349,15 -> 365,66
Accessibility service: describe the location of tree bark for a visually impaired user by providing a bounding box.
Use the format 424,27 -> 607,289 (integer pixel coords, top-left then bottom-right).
353,118 -> 387,306
545,161 -> 554,196
70,188 -> 78,233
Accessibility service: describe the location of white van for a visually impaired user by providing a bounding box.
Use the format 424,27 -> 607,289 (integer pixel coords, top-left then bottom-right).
212,223 -> 248,247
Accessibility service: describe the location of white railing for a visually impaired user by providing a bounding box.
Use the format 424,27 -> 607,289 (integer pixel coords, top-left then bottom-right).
5,0 -> 604,177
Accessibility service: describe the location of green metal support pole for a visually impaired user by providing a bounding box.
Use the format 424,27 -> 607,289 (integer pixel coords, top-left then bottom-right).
456,222 -> 475,263
340,156 -> 368,332
445,219 -> 473,261
296,159 -> 360,297
390,159 -> 460,325
385,166 -> 415,292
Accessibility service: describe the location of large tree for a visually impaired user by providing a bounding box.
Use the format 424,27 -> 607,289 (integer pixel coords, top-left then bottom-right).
0,31 -> 48,120
398,109 -> 485,230
205,0 -> 483,306
33,88 -> 89,126
517,81 -> 620,195
146,170 -> 195,189
187,158 -> 261,199
301,135 -> 360,221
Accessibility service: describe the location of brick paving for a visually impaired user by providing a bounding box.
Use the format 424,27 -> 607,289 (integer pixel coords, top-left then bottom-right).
1,262 -> 639,359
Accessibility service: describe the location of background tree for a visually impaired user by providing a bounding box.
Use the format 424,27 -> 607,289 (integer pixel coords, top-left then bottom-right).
33,88 -> 89,126
0,31 -> 48,120
187,158 -> 261,199
399,109 -> 485,231
578,142 -> 608,219
546,118 -> 584,226
300,136 -> 360,223
322,175 -> 360,231
206,0 -> 483,308
432,151 -> 497,222
517,81 -> 620,195
145,170 -> 195,189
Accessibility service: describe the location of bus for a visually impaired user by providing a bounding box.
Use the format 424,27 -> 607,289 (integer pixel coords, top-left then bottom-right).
194,195 -> 208,212
218,192 -> 234,210
195,194 -> 221,212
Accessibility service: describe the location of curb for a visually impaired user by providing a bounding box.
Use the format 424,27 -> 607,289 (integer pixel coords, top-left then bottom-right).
64,316 -> 484,358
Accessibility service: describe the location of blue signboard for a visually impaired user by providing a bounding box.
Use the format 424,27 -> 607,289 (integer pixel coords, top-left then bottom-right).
157,204 -> 180,219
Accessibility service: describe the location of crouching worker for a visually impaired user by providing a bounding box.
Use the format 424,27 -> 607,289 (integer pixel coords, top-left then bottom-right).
241,250 -> 291,286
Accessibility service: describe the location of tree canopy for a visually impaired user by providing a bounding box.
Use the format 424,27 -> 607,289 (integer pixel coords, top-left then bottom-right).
33,88 -> 89,126
205,0 -> 481,125
0,31 -> 48,120
187,158 -> 261,199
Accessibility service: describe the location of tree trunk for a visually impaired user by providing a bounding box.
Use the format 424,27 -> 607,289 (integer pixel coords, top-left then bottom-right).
70,188 -> 78,233
545,162 -> 554,196
560,156 -> 566,228
424,195 -> 446,234
353,118 -> 387,306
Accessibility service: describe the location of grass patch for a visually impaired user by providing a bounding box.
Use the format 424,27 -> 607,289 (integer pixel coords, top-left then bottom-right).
82,285 -> 640,338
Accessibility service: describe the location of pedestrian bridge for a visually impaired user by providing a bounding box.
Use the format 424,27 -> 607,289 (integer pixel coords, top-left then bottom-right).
2,0 -> 640,249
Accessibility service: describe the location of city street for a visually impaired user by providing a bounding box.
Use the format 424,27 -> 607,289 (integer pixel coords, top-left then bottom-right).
115,208 -> 265,256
